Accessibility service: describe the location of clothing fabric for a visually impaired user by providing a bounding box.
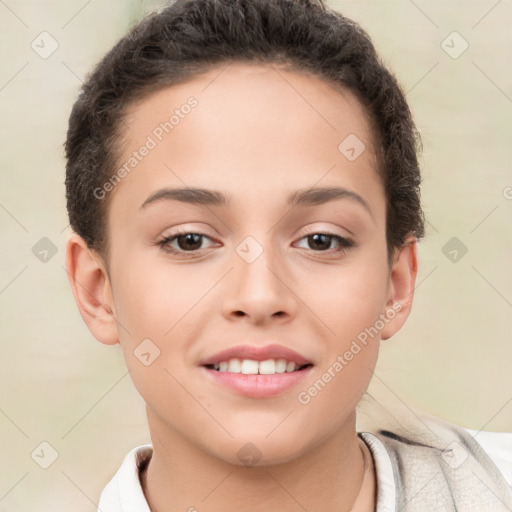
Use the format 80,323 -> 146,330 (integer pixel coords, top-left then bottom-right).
97,417 -> 511,511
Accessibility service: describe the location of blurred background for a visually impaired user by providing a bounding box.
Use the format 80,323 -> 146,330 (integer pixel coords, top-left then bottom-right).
1,0 -> 511,510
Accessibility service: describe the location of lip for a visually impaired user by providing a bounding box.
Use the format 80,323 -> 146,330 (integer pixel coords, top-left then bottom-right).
200,343 -> 312,366
201,365 -> 313,398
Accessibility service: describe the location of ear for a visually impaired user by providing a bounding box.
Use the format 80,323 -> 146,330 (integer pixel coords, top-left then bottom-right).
65,233 -> 119,345
380,237 -> 418,340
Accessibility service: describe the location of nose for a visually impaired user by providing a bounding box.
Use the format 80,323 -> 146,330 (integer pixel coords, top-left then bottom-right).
221,241 -> 298,326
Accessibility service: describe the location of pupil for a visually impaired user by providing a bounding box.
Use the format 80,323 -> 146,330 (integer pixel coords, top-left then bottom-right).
310,234 -> 330,251
179,233 -> 202,251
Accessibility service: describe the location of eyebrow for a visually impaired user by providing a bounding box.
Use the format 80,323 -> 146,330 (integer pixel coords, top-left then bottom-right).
140,186 -> 373,218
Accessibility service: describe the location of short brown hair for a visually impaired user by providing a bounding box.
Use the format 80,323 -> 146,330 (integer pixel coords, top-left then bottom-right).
64,0 -> 425,266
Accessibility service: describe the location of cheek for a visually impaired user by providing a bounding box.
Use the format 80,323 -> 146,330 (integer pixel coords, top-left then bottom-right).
294,247 -> 388,402
110,257 -> 212,399
300,251 -> 390,339
111,255 -> 203,341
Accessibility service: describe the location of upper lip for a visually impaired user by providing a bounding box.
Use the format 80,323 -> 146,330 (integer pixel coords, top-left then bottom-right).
200,344 -> 313,366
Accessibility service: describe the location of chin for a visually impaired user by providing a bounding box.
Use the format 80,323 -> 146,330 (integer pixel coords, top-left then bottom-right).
200,426 -> 315,468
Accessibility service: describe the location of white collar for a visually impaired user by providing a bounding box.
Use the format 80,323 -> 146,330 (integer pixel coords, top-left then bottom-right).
98,444 -> 152,512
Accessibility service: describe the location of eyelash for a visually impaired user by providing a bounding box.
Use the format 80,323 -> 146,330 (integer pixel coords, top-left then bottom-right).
157,229 -> 355,257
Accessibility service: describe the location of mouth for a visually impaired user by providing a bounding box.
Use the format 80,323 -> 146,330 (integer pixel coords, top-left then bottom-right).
200,344 -> 314,398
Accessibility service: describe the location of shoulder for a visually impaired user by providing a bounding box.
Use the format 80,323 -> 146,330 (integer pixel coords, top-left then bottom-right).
359,406 -> 512,511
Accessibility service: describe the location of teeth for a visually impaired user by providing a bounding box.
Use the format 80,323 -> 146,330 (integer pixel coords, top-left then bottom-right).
227,358 -> 242,373
286,361 -> 297,372
259,359 -> 276,374
210,358 -> 305,374
241,359 -> 259,374
275,359 -> 287,373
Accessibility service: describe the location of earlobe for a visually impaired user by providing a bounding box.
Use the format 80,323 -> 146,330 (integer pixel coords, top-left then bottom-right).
65,233 -> 119,345
380,237 -> 418,341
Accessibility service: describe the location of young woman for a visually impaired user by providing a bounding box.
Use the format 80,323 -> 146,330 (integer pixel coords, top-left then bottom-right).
64,1 -> 512,510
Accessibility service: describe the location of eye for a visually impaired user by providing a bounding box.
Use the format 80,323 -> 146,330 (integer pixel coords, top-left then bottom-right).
295,232 -> 354,254
158,230 -> 215,255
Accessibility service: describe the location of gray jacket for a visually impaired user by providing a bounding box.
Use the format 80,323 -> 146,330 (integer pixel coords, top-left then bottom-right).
360,402 -> 512,511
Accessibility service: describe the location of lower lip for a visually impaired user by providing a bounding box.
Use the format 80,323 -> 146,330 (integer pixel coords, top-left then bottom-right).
202,366 -> 313,398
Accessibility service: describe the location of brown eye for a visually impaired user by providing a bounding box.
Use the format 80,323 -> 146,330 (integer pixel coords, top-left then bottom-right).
307,234 -> 332,251
175,233 -> 203,251
158,231 -> 214,254
296,233 -> 354,253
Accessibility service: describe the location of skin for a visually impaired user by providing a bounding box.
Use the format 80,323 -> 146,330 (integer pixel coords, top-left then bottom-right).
66,62 -> 418,511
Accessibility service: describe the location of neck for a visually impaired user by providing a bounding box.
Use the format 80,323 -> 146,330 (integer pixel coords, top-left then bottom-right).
142,408 -> 375,512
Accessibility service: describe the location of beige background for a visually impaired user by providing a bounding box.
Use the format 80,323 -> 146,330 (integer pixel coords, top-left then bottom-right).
1,0 -> 511,510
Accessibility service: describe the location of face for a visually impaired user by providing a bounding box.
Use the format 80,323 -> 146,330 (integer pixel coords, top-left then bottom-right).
85,63 -> 412,465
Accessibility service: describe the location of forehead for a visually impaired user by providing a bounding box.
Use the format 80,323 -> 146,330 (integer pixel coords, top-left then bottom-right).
108,62 -> 383,222
120,62 -> 377,153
